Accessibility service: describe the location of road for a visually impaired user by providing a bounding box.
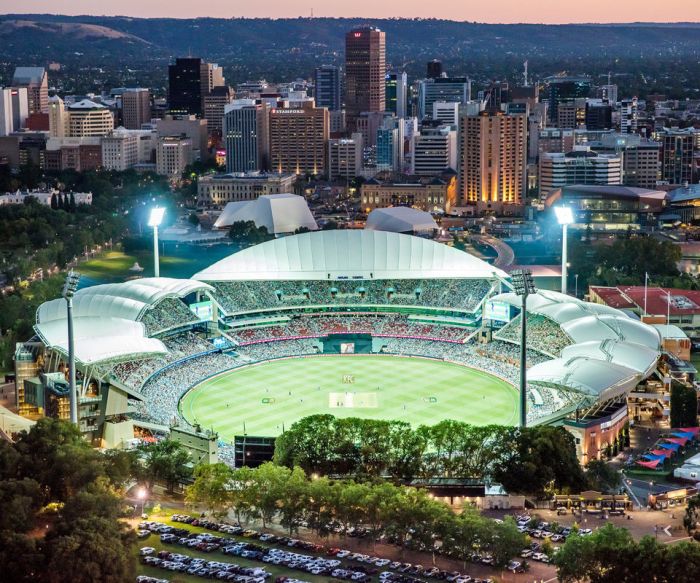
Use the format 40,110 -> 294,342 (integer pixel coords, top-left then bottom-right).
471,235 -> 515,269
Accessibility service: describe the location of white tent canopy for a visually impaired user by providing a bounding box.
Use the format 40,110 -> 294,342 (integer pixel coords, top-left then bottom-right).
213,194 -> 318,234
194,230 -> 508,282
528,357 -> 640,402
34,278 -> 211,366
365,207 -> 438,233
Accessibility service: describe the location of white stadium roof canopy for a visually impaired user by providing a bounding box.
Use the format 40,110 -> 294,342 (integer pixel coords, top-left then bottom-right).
365,207 -> 438,233
213,193 -> 318,234
528,357 -> 641,402
489,289 -> 663,407
193,230 -> 508,282
35,278 -> 213,366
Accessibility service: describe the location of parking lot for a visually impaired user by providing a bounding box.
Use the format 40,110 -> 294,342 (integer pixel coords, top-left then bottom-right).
135,512 -> 553,583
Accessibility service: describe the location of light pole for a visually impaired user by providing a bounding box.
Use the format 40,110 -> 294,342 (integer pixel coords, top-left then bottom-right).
62,270 -> 81,425
148,207 -> 165,277
137,487 -> 147,516
575,274 -> 579,298
554,206 -> 574,294
511,269 -> 537,428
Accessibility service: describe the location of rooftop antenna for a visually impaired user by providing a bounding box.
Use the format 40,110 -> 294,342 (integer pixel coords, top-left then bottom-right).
608,71 -> 612,86
523,60 -> 529,87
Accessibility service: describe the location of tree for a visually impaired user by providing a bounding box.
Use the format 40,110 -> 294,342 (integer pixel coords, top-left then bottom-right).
494,426 -> 585,496
188,212 -> 200,226
585,459 -> 621,492
186,463 -> 234,519
670,381 -> 698,428
0,532 -> 44,582
684,494 -> 700,534
44,517 -> 136,583
0,478 -> 42,532
277,466 -> 309,535
14,417 -> 105,502
50,192 -> 58,210
489,517 -> 528,568
138,439 -> 192,493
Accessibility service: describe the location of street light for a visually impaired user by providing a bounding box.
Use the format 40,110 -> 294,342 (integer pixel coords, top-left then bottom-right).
511,268 -> 537,428
62,269 -> 81,425
554,206 -> 574,295
137,487 -> 148,516
148,207 -> 165,277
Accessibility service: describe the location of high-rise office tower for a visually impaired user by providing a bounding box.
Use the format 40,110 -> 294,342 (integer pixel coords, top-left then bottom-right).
659,127 -> 696,185
168,57 -> 220,116
584,99 -> 613,131
66,99 -> 114,137
9,88 -> 29,132
458,110 -> 527,211
546,77 -> 591,123
376,118 -> 405,171
314,65 -> 342,111
203,86 -> 235,139
418,77 -> 470,120
269,103 -> 329,175
619,98 -> 638,134
539,148 -> 622,197
223,99 -> 270,173
385,71 -> 408,118
412,125 -> 457,176
48,95 -> 66,138
12,67 -> 49,114
328,133 -> 363,180
345,26 -> 386,128
426,60 -> 443,79
122,88 -> 151,129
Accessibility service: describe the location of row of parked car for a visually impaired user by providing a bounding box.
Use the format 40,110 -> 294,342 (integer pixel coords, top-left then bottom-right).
140,548 -> 270,582
143,515 -> 506,583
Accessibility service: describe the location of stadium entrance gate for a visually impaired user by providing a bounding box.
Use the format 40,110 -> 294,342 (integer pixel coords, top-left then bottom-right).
322,333 -> 373,354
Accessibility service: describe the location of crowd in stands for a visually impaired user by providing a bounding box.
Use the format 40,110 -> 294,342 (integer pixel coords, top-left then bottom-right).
495,313 -> 572,356
110,332 -> 214,391
211,278 -> 492,315
138,352 -> 243,427
140,297 -> 199,335
229,314 -> 473,345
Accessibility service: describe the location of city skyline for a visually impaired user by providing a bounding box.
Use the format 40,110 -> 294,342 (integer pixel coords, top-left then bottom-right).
2,1 -> 700,23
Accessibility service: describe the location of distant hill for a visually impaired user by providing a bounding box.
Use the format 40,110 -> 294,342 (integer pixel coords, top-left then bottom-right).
1,15 -> 700,94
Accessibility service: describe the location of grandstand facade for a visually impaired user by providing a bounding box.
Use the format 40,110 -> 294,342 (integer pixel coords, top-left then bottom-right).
19,231 -> 669,463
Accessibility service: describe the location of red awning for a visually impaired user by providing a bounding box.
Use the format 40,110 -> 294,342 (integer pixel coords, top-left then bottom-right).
636,459 -> 662,469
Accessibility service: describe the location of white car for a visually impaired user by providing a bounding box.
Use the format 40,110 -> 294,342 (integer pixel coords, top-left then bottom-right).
375,559 -> 391,567
336,550 -> 351,558
139,546 -> 156,556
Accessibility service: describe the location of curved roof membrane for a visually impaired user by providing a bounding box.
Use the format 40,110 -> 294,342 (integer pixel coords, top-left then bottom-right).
34,278 -> 212,366
193,230 -> 507,282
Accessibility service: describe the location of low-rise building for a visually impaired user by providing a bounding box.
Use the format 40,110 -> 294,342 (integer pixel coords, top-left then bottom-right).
0,189 -> 92,206
361,172 -> 457,213
197,171 -> 296,207
156,135 -> 193,179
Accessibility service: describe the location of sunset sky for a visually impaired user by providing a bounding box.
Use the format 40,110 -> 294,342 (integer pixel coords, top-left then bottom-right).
2,1 -> 700,24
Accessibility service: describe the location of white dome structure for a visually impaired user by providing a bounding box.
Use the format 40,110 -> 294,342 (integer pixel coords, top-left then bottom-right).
489,288 -> 663,408
365,207 -> 438,234
213,194 -> 318,234
34,278 -> 213,365
193,230 -> 508,282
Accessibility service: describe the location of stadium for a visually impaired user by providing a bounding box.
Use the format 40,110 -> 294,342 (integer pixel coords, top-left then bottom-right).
25,230 -> 665,463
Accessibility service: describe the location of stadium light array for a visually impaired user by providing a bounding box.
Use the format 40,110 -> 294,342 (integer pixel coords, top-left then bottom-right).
511,269 -> 536,429
148,207 -> 165,277
62,269 -> 81,425
554,206 -> 574,295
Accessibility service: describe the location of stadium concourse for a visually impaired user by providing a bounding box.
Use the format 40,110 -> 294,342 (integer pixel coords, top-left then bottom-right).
29,230 -> 664,464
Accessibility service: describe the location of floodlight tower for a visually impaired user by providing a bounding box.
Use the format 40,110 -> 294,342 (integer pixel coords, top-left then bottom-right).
148,207 -> 165,277
554,206 -> 574,294
62,269 -> 81,425
511,269 -> 536,429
